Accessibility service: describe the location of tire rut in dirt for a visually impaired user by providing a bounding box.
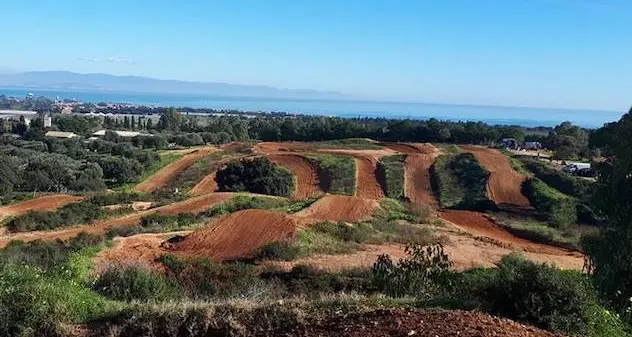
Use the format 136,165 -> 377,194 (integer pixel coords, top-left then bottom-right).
269,154 -> 323,200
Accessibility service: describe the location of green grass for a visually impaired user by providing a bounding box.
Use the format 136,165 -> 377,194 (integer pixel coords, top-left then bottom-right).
313,138 -> 384,150
161,151 -> 228,193
307,154 -> 356,195
501,150 -> 529,174
523,178 -> 577,229
430,153 -> 491,210
377,155 -> 406,199
433,144 -> 462,154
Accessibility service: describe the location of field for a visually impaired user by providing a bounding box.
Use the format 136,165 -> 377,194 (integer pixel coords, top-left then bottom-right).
1,139 -> 610,337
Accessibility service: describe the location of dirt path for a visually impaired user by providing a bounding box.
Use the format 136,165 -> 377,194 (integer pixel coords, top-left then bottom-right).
134,147 -> 217,193
0,192 -> 234,247
269,154 -> 323,200
188,172 -> 218,197
353,155 -> 385,199
294,195 -> 379,223
0,194 -> 84,221
461,145 -> 531,208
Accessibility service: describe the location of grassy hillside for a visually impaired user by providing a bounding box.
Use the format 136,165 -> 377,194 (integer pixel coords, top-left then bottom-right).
376,155 -> 406,199
431,153 -> 491,210
307,154 -> 356,195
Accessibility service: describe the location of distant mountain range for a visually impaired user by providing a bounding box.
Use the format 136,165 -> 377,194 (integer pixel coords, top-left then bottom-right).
0,71 -> 348,100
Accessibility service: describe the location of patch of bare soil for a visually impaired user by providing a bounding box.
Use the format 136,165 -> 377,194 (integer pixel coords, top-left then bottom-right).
188,172 -> 218,197
290,308 -> 565,337
294,195 -> 379,223
269,154 -> 323,200
170,209 -> 298,262
461,145 -> 531,208
0,194 -> 84,221
134,147 -> 217,193
354,155 -> 386,199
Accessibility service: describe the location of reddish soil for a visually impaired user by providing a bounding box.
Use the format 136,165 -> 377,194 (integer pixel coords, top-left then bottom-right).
461,145 -> 531,208
254,142 -> 314,154
0,192 -> 234,248
0,194 -> 84,220
290,308 -> 565,337
269,154 -> 323,200
188,172 -> 218,196
170,209 -> 298,261
354,155 -> 386,199
294,195 -> 379,223
439,210 -> 581,258
134,147 -> 217,193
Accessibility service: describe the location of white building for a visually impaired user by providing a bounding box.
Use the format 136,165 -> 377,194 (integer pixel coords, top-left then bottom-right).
0,110 -> 38,126
45,131 -> 79,139
92,129 -> 150,138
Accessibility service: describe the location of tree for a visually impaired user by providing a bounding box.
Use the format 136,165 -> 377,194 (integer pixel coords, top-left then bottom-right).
123,116 -> 130,129
157,108 -> 183,132
146,118 -> 154,130
131,116 -> 136,130
12,116 -> 28,136
0,155 -> 21,197
215,157 -> 294,197
583,110 -> 632,315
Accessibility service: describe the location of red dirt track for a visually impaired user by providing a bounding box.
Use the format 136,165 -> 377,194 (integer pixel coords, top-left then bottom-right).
269,154 -> 323,200
439,209 -> 581,257
134,147 -> 217,193
0,194 -> 84,221
171,209 -> 298,261
188,172 -> 217,197
354,155 -> 385,199
0,192 -> 234,248
295,195 -> 379,223
461,145 -> 531,208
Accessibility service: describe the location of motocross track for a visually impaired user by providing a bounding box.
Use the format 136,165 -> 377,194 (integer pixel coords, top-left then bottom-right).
461,145 -> 532,208
269,154 -> 323,200
0,194 -> 84,221
188,172 -> 218,196
286,308 -> 565,337
134,147 -> 217,193
170,209 -> 298,261
294,195 -> 379,223
439,209 -> 581,257
0,192 -> 234,248
353,155 -> 386,199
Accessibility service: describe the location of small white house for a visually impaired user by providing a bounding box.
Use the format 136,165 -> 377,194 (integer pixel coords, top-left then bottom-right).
92,130 -> 148,138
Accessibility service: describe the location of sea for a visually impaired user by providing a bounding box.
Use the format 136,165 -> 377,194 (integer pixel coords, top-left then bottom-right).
0,87 -> 624,128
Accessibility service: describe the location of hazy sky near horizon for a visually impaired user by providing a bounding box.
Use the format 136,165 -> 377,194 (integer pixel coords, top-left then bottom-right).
3,0 -> 631,111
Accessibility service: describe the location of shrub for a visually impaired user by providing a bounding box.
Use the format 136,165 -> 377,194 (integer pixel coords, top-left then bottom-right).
139,213 -> 202,232
0,234 -> 104,269
472,254 -> 591,335
307,154 -> 356,195
312,221 -> 374,243
372,244 -> 455,298
523,178 -> 577,228
91,263 -> 179,301
206,195 -> 290,217
376,155 -> 406,198
6,201 -> 108,232
257,242 -> 301,261
431,153 -> 491,209
216,157 -> 295,197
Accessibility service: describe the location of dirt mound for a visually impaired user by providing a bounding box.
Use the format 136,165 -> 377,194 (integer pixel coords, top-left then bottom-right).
171,209 -> 298,261
188,172 -> 218,197
291,308 -> 565,337
295,195 -> 379,223
461,145 -> 531,208
269,154 -> 323,200
0,194 -> 84,220
439,210 -> 581,258
353,155 -> 385,199
254,142 -> 314,154
134,147 -> 217,193
405,152 -> 439,207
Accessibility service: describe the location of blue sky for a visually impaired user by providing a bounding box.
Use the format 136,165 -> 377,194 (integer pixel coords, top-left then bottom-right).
3,0 -> 631,111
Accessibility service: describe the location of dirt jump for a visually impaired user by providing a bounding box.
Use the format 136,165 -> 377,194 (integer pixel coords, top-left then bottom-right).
0,192 -> 235,248
439,209 -> 581,258
0,194 -> 84,221
289,308 -> 565,337
461,145 -> 531,208
294,195 -> 379,223
353,155 -> 386,199
269,154 -> 323,200
188,172 -> 218,197
134,147 -> 217,193
170,209 -> 298,261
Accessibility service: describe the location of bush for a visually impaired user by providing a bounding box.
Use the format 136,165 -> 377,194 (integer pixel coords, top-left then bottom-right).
472,254 -> 591,335
431,153 -> 491,210
523,178 -> 577,228
376,155 -> 406,198
206,195 -> 290,217
372,244 -> 455,299
91,263 -> 179,301
6,201 -> 107,232
139,213 -> 203,232
216,157 -> 295,197
312,221 -> 374,244
307,154 -> 356,195
257,242 -> 301,261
